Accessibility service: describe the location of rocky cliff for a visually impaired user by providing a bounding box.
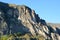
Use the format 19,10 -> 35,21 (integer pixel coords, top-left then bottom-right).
0,2 -> 60,40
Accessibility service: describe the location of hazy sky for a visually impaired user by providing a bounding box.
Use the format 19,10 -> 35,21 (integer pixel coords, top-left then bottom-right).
0,0 -> 60,23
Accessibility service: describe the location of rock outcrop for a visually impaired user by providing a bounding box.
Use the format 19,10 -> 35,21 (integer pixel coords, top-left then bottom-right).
0,2 -> 60,40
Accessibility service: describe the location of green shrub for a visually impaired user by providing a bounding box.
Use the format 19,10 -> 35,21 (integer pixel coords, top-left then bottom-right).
0,35 -> 8,40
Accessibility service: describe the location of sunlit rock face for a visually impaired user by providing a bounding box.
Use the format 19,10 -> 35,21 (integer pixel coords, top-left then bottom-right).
0,2 -> 60,40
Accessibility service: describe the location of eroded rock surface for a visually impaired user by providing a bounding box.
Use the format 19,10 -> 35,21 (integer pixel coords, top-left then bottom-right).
0,2 -> 60,40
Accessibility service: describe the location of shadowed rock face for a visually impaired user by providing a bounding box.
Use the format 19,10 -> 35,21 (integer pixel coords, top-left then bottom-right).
0,2 -> 60,40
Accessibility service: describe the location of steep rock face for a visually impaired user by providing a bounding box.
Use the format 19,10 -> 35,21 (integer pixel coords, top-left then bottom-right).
0,9 -> 8,35
0,2 -> 60,40
0,2 -> 30,35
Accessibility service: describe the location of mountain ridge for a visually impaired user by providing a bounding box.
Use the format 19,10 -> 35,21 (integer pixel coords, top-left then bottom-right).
0,2 -> 60,40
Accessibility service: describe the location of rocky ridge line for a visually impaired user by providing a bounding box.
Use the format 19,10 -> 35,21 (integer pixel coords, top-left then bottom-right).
0,2 -> 60,40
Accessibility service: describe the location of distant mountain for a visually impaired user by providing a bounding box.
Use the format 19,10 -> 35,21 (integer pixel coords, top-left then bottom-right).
0,2 -> 60,40
47,23 -> 60,29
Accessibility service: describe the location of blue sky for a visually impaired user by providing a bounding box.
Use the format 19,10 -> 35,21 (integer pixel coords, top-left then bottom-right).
0,0 -> 60,23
